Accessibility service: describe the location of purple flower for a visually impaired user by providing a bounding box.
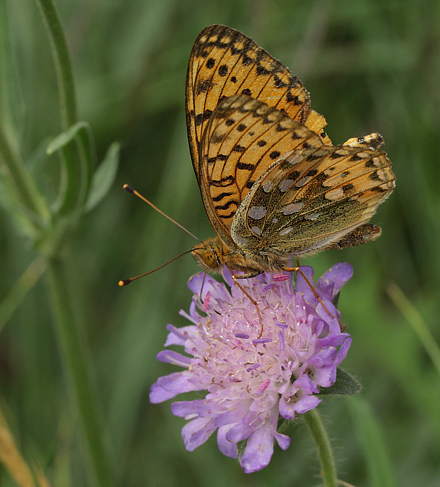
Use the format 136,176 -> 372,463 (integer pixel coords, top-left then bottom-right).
150,264 -> 353,473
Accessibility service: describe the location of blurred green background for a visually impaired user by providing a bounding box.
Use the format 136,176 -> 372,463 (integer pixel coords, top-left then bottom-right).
1,0 -> 440,485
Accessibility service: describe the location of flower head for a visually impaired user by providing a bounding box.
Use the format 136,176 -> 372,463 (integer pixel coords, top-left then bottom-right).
150,264 -> 353,473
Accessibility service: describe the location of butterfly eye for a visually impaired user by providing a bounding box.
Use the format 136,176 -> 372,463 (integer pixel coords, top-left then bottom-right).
206,251 -> 221,269
192,243 -> 222,271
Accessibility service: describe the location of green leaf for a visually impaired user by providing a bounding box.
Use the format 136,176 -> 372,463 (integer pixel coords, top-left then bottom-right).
318,368 -> 362,396
47,122 -> 91,156
85,142 -> 120,212
47,122 -> 96,215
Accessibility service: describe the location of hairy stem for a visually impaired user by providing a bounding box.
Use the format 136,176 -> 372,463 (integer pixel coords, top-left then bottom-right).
304,408 -> 339,487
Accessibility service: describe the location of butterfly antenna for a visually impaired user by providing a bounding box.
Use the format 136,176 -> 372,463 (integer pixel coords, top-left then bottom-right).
119,249 -> 197,287
123,184 -> 201,242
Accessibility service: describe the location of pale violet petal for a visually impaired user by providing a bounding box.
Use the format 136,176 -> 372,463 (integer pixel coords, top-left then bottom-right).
217,425 -> 238,459
240,423 -> 275,473
181,417 -> 216,451
156,350 -> 191,367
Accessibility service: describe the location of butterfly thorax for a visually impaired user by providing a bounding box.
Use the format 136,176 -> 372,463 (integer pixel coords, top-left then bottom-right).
192,236 -> 291,277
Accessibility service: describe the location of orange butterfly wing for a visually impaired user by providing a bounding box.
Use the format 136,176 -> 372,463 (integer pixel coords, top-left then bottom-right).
186,24 -> 331,182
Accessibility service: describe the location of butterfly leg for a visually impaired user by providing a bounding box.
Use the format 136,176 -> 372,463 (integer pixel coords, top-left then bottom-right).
198,271 -> 209,308
232,273 -> 264,338
283,259 -> 345,332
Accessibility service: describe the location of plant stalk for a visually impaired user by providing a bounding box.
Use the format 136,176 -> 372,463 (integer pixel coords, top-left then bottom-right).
304,408 -> 339,487
34,0 -> 77,130
47,255 -> 113,487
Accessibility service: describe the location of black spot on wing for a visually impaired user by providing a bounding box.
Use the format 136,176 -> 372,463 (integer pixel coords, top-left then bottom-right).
306,154 -> 321,162
211,175 -> 235,187
350,154 -> 362,161
237,162 -> 255,170
196,79 -> 213,95
330,151 -> 345,159
215,199 -> 239,211
219,210 -> 236,219
286,91 -> 301,105
212,191 -> 233,202
195,109 -> 213,126
218,64 -> 228,77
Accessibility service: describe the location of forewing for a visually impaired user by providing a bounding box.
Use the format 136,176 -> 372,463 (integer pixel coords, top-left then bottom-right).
186,24 -> 331,180
199,94 -> 325,245
231,145 -> 396,255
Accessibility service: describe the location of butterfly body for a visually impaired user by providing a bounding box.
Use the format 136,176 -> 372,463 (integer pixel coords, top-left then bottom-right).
187,26 -> 395,278
192,235 -> 293,278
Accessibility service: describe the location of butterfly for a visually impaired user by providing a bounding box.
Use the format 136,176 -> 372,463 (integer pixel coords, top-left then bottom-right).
186,24 -> 395,279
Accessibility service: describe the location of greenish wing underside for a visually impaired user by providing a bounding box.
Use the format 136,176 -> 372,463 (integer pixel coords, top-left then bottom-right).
231,145 -> 396,255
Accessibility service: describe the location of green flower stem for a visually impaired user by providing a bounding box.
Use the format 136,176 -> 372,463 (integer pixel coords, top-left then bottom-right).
0,126 -> 50,227
34,0 -> 77,130
303,408 -> 339,487
47,255 -> 114,487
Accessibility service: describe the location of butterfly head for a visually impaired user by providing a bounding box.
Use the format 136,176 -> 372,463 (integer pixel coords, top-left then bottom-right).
192,237 -> 272,277
192,237 -> 224,273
